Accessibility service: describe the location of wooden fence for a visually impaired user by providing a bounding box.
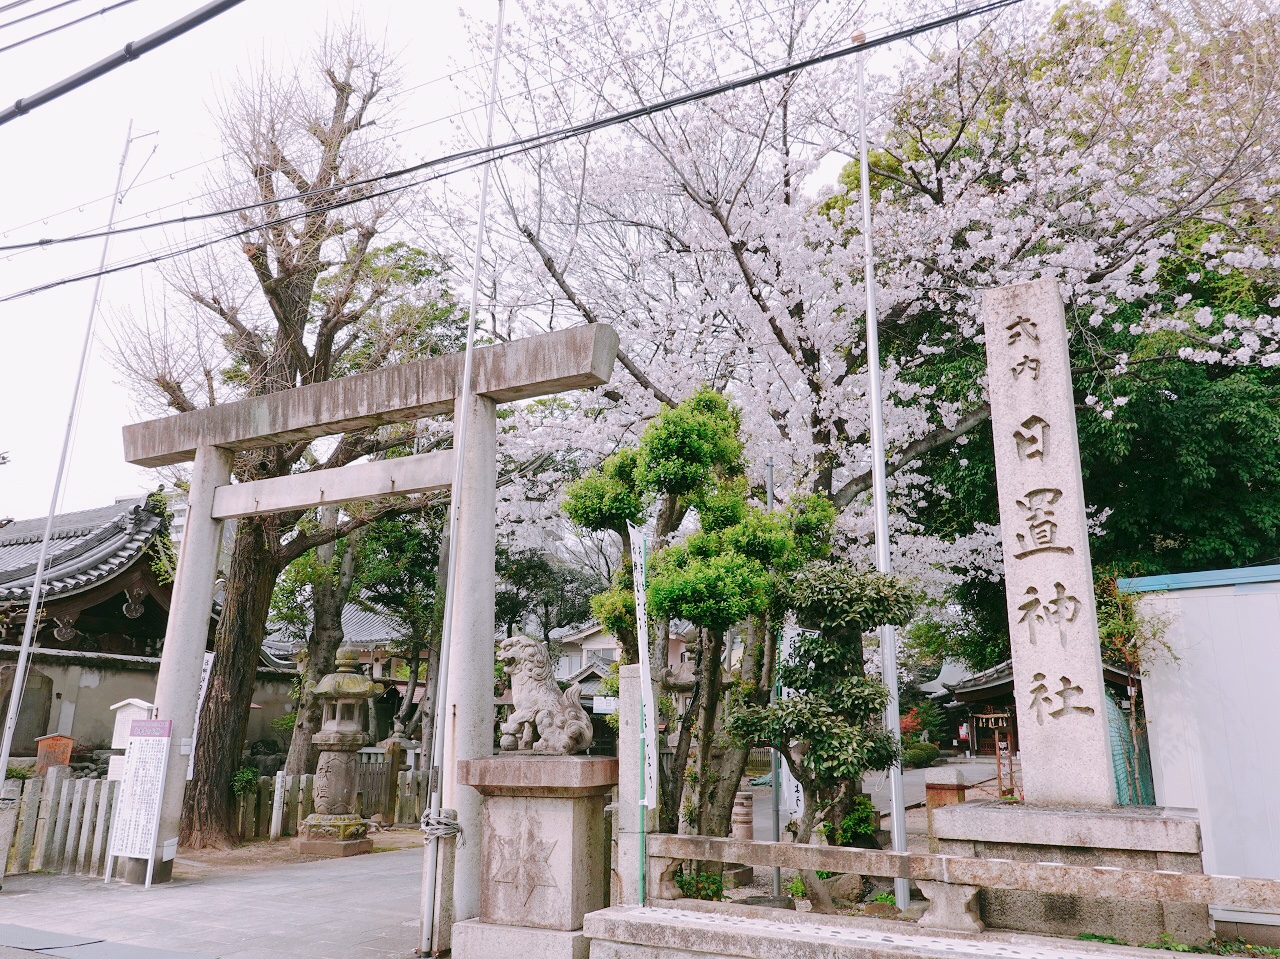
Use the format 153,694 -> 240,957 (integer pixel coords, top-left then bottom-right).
1,761 -> 433,876
3,769 -> 118,878
236,765 -> 431,842
745,748 -> 774,777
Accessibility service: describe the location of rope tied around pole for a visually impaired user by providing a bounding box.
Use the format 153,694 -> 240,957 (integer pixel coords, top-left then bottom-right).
420,809 -> 465,846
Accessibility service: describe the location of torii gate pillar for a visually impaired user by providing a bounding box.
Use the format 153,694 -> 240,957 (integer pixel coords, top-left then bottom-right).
441,393 -> 498,921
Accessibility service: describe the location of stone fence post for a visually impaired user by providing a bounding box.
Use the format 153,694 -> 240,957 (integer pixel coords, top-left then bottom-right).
925,766 -> 967,850
616,664 -> 656,905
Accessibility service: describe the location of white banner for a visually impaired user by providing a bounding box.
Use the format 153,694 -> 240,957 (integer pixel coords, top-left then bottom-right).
187,651 -> 214,780
776,625 -> 816,822
627,521 -> 660,809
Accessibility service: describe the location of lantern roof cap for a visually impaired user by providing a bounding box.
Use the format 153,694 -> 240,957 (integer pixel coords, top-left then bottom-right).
314,647 -> 378,699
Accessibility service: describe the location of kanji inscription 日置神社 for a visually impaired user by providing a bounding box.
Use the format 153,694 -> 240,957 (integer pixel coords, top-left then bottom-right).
982,278 -> 1116,806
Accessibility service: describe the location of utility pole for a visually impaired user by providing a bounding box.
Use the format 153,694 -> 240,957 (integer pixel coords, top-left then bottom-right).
0,122 -> 139,788
856,39 -> 911,911
420,2 -> 506,954
766,457 -> 782,898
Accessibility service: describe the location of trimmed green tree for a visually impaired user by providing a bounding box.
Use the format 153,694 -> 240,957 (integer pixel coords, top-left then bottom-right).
728,561 -> 918,908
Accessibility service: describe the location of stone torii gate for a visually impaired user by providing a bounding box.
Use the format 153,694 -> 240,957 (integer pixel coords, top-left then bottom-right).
119,325 -> 619,911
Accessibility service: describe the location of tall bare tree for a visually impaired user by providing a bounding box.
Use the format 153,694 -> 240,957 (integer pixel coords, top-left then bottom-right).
112,27 -> 462,847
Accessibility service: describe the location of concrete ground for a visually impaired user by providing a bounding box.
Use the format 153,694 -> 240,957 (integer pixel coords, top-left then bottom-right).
0,846 -> 424,959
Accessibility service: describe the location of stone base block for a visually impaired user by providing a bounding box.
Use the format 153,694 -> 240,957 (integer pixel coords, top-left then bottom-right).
292,837 -> 373,857
453,919 -> 588,959
1215,917 -> 1280,949
120,855 -> 174,885
932,801 -> 1210,945
723,864 -> 754,889
459,755 -> 616,931
917,881 -> 984,933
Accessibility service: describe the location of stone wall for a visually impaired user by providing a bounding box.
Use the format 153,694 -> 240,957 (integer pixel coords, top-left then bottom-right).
0,645 -> 295,753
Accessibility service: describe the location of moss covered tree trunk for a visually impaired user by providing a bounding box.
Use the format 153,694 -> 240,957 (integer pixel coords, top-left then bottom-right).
284,512 -> 358,776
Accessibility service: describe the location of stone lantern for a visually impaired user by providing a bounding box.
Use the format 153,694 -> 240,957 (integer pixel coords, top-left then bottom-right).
293,647 -> 380,857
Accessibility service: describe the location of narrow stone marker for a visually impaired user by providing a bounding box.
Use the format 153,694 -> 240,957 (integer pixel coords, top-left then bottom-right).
982,277 -> 1116,806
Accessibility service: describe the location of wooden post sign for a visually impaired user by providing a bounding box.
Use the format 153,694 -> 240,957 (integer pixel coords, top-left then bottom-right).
106,719 -> 172,887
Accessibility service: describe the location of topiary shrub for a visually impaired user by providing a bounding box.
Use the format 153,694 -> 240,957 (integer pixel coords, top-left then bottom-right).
904,742 -> 940,768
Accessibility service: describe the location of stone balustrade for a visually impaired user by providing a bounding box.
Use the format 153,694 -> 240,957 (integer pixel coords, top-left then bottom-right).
645,833 -> 1280,935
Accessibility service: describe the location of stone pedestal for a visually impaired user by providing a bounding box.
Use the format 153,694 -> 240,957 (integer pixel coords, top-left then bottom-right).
294,815 -> 373,856
925,767 -> 967,852
452,754 -> 617,959
933,801 -> 1211,944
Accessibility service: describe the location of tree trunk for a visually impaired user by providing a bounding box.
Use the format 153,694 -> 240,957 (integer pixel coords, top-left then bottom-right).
699,617 -> 766,838
701,745 -> 750,837
661,661 -> 700,834
283,510 -> 357,776
694,629 -> 726,834
793,779 -> 838,913
180,519 -> 280,849
397,644 -> 421,730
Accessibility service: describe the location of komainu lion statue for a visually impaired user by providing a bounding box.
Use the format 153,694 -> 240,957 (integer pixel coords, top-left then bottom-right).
498,635 -> 593,754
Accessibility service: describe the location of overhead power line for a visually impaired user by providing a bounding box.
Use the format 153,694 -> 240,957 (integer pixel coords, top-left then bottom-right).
0,0 -> 810,258
0,0 -> 141,55
0,0 -> 1024,303
0,0 -> 47,14
0,0 -> 247,126
0,0 -> 87,31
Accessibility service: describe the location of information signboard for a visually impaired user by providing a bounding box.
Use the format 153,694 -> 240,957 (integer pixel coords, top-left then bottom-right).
107,718 -> 171,887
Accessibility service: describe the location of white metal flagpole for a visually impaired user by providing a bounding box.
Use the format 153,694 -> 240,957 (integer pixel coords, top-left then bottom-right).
855,39 -> 910,911
766,457 -> 783,898
419,2 -> 505,954
0,121 -> 135,791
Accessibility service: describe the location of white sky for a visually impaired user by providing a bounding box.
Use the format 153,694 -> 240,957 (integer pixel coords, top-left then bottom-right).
0,0 -> 492,520
0,0 -> 903,523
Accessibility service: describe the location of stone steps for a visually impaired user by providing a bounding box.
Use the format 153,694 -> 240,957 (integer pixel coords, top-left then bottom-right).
584,904 -> 1184,959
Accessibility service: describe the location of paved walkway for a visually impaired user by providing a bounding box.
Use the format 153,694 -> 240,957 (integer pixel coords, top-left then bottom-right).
0,847 -> 424,959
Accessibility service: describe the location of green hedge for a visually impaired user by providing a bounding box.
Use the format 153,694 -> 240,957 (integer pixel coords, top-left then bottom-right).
904,741 -> 940,768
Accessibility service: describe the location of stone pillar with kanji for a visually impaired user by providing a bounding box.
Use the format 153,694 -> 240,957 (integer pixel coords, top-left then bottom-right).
983,278 -> 1116,807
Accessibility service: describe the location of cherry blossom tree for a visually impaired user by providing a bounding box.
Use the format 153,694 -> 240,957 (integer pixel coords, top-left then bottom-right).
446,0 -> 1280,599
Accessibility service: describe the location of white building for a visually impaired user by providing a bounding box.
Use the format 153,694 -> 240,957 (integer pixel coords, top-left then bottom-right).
1123,564 -> 1280,945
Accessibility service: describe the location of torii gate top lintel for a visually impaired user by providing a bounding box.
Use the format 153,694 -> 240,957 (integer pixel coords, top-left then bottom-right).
122,324 -> 619,468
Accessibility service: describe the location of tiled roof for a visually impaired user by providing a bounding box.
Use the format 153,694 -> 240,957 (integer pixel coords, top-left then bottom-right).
946,658 -> 1138,696
265,598 -> 410,657
341,603 -> 409,647
568,662 -> 611,697
0,497 -> 163,602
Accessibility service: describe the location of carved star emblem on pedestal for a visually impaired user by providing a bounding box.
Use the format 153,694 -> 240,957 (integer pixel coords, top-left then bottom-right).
492,820 -> 558,904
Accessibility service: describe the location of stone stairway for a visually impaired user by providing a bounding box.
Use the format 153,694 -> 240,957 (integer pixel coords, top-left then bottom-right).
585,904 -> 1183,959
